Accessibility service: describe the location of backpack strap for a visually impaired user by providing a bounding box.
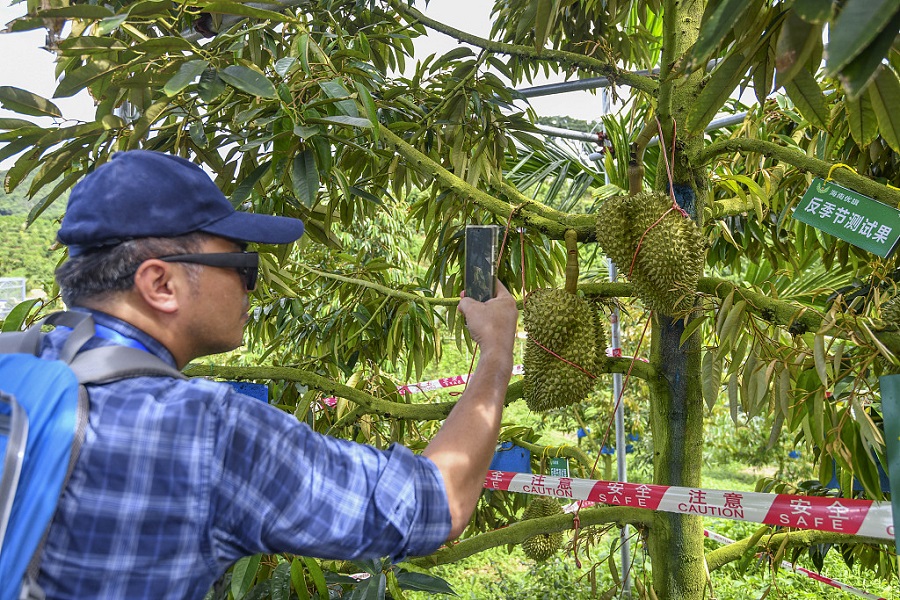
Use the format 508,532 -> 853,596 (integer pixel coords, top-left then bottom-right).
8,312 -> 187,598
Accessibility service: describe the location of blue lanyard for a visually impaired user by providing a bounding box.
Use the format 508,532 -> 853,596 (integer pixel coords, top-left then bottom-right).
59,323 -> 152,353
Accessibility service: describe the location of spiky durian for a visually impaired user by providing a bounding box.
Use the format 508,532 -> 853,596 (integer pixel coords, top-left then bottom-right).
523,288 -> 604,412
520,497 -> 564,561
596,191 -> 705,314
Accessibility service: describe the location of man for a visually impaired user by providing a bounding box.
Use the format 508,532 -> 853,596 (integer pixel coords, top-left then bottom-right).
36,150 -> 518,598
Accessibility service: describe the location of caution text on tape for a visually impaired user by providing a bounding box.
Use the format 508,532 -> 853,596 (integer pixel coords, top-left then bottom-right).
483,471 -> 894,541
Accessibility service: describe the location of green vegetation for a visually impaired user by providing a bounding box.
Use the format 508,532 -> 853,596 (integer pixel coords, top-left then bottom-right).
0,170 -> 65,293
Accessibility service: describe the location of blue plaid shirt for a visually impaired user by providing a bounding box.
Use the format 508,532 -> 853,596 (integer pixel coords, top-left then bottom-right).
36,309 -> 450,599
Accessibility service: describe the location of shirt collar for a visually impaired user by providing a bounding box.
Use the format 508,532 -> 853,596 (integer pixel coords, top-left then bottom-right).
69,306 -> 178,367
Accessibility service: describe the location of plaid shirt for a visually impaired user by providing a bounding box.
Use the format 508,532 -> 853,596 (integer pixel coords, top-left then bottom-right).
36,309 -> 450,599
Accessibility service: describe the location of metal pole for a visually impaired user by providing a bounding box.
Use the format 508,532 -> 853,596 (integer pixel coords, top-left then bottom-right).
533,124 -> 606,144
601,87 -> 631,599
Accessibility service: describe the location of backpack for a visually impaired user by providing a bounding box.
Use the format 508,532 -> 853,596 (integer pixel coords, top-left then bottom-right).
0,311 -> 185,600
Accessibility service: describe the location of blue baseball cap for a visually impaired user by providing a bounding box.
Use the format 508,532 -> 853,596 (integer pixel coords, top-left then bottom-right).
58,150 -> 305,256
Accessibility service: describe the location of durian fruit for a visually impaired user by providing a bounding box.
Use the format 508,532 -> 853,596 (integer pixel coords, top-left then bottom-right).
881,296 -> 900,329
520,496 -> 564,561
596,191 -> 705,314
523,287 -> 604,412
523,230 -> 605,412
877,296 -> 900,375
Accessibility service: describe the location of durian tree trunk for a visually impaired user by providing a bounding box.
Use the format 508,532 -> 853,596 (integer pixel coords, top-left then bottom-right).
644,1 -> 709,598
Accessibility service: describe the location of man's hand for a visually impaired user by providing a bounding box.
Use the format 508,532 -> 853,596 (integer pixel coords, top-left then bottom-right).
458,281 -> 518,359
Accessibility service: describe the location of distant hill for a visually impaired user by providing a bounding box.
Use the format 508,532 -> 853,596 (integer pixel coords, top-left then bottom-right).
0,170 -> 67,220
0,170 -> 65,292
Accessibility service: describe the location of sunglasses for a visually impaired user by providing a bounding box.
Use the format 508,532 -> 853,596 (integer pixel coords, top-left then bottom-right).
158,252 -> 260,291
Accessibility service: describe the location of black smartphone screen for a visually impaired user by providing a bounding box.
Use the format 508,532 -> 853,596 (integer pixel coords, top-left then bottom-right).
465,225 -> 499,302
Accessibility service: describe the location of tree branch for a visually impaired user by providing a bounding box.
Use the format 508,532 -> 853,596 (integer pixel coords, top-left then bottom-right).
390,1 -> 658,96
706,529 -> 890,572
409,505 -> 652,567
300,264 -> 459,306
698,138 -> 900,206
380,127 -> 596,240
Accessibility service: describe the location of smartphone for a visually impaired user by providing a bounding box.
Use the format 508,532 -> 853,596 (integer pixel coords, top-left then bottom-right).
464,225 -> 499,302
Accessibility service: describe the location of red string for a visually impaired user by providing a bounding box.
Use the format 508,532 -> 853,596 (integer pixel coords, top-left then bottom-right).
527,335 -> 598,379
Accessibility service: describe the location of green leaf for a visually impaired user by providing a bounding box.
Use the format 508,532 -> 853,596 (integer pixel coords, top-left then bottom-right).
868,67 -> 900,154
292,149 -> 319,207
231,554 -> 261,600
354,81 -> 379,140
1,299 -> 41,332
679,314 -> 707,347
36,5 -> 114,18
774,9 -> 821,87
97,14 -> 128,35
54,59 -> 118,98
752,39 -> 776,105
689,0 -> 757,68
685,51 -> 750,133
0,87 -> 62,118
290,558 -> 310,600
836,10 -> 900,99
319,79 -> 358,117
269,562 -> 291,600
395,571 -> 456,595
126,98 -> 170,149
131,37 -> 194,54
0,118 -> 36,130
301,557 -> 328,599
825,0 -> 900,76
198,68 -> 227,103
127,0 -> 173,16
534,0 -> 559,52
231,161 -> 271,204
792,0 -> 832,22
201,1 -> 288,21
845,91 -> 879,147
702,350 -> 722,411
782,68 -> 828,129
163,60 -> 209,97
317,115 -> 372,129
57,36 -> 127,54
219,65 -> 276,99
274,57 -> 297,77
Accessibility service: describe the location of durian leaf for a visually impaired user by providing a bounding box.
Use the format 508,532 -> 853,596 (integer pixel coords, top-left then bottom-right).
767,412 -> 785,450
867,67 -> 900,154
776,367 -> 791,418
685,51 -> 751,133
782,69 -> 829,129
679,314 -> 707,347
813,333 -> 829,386
774,9 -> 821,88
792,0 -> 832,22
836,9 -> 900,99
689,0 -> 757,68
752,39 -> 776,105
702,350 -> 723,411
845,92 -> 879,147
715,289 -> 735,338
728,371 -> 740,424
718,299 -> 746,352
824,0 -> 900,77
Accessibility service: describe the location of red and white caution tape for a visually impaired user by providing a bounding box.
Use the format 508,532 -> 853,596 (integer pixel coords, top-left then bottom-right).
320,365 -> 526,407
483,471 -> 895,541
703,529 -> 886,600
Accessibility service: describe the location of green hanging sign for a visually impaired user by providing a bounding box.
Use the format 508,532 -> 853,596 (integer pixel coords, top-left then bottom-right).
792,178 -> 900,258
549,457 -> 569,478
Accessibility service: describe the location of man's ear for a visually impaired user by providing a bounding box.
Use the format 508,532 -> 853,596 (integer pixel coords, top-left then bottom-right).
132,259 -> 180,314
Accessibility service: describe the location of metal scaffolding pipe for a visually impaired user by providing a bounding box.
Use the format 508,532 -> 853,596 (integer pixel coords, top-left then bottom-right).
534,124 -> 607,144
517,70 -> 658,97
